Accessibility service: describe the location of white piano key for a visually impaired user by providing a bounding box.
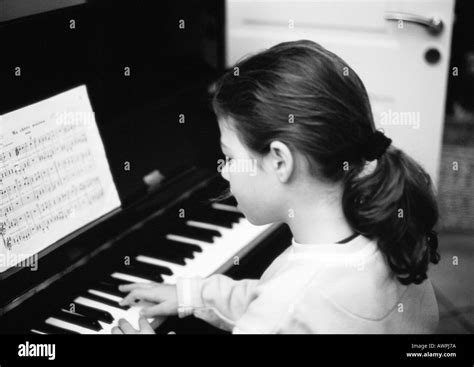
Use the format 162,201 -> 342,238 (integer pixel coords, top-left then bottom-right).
110,272 -> 153,284
87,289 -> 122,302
186,220 -> 227,231
211,203 -> 240,212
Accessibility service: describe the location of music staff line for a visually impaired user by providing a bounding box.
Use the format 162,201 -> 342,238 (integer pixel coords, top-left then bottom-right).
0,177 -> 105,250
0,130 -> 90,181
0,123 -> 83,163
0,151 -> 96,217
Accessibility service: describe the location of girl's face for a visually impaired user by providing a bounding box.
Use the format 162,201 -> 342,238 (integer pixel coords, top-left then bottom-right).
218,117 -> 284,226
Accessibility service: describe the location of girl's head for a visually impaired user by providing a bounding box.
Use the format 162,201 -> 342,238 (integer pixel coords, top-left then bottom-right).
211,40 -> 439,285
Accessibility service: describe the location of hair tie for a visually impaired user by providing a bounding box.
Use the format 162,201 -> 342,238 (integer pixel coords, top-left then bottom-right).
426,230 -> 438,249
426,229 -> 440,264
361,130 -> 392,161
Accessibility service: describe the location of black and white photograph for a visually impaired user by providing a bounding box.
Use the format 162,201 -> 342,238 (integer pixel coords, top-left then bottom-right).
0,0 -> 472,363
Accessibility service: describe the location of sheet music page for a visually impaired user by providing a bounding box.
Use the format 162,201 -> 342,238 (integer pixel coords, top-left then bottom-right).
0,85 -> 121,273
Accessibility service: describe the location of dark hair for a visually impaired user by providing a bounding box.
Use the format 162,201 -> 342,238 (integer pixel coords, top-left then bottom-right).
211,40 -> 439,285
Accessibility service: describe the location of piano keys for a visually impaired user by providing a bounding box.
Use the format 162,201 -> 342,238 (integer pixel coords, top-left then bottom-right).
27,181 -> 283,334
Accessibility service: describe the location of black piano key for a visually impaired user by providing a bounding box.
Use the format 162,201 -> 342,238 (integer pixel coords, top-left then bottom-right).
219,196 -> 238,207
32,323 -> 80,335
81,292 -> 130,311
113,259 -> 173,278
150,263 -> 174,276
118,262 -> 166,281
128,260 -> 174,276
90,282 -> 128,299
139,246 -> 194,261
168,225 -> 222,243
118,265 -> 166,282
53,309 -> 103,332
159,238 -> 203,253
212,207 -> 245,219
211,207 -> 245,220
168,240 -> 202,253
100,276 -> 133,287
142,239 -> 201,259
68,302 -> 114,324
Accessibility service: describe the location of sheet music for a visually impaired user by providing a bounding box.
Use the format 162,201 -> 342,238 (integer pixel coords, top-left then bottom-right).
0,85 -> 121,273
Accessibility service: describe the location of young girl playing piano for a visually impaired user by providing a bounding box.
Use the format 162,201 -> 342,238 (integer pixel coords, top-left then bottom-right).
112,40 -> 440,334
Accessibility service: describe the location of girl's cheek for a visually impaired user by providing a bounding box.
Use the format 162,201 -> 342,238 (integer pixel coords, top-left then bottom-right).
229,173 -> 240,193
229,173 -> 246,198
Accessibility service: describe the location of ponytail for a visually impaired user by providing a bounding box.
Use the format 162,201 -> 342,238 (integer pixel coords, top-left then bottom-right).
210,39 -> 440,286
342,146 -> 440,285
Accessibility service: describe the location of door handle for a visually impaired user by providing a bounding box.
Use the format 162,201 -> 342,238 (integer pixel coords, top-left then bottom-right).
384,12 -> 444,35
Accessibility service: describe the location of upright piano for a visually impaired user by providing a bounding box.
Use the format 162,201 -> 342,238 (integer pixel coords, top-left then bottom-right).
0,1 -> 292,334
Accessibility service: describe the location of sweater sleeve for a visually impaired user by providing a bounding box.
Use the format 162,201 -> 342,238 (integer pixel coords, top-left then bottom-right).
176,274 -> 259,331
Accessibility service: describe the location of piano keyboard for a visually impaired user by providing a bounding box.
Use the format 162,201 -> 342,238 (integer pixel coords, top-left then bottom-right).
30,198 -> 279,334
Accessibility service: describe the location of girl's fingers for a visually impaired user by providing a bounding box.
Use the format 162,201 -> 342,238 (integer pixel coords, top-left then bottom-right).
119,287 -> 161,306
140,302 -> 176,317
111,318 -> 154,334
138,316 -> 155,334
117,318 -> 137,334
111,326 -> 123,334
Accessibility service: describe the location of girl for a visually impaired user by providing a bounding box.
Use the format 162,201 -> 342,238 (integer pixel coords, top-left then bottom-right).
112,40 -> 440,334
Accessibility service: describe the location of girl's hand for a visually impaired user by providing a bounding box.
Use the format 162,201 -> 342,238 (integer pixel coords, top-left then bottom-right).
118,282 -> 179,317
111,316 -> 155,334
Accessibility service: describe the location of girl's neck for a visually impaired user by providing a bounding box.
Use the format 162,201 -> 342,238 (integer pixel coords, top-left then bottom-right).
284,183 -> 354,245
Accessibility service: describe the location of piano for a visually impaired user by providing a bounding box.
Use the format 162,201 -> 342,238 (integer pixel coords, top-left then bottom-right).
0,1 -> 292,334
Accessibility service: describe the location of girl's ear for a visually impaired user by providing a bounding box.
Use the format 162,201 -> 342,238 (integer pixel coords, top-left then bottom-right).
268,141 -> 294,183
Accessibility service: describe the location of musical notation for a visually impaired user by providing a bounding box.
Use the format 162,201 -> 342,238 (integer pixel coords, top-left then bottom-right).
3,178 -> 105,250
0,85 -> 121,272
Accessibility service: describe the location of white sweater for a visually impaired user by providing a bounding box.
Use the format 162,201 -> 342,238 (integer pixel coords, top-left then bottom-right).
175,234 -> 439,334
